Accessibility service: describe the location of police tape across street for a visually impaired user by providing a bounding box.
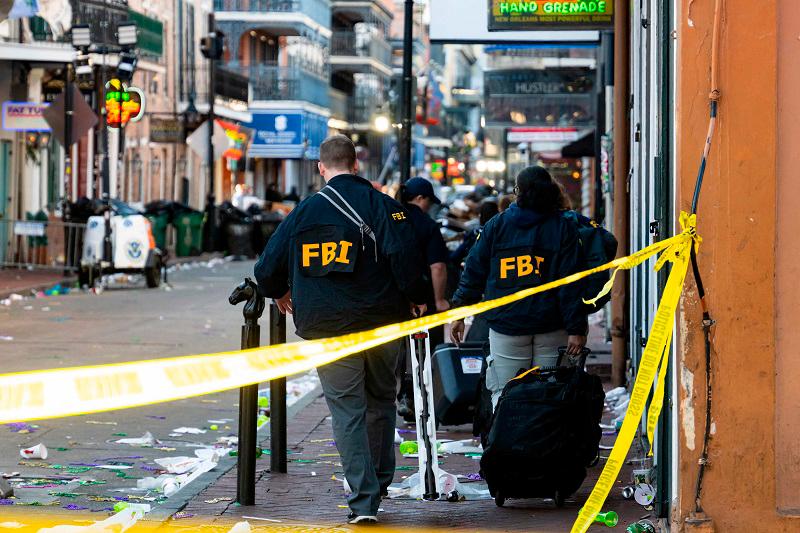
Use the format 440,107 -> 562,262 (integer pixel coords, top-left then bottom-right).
0,212 -> 700,531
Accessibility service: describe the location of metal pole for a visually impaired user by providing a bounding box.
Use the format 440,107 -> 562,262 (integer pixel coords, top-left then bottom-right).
203,13 -> 217,252
229,278 -> 265,506
611,0 -> 631,388
63,63 -> 73,271
399,0 -> 414,184
269,302 -> 287,474
100,53 -> 112,266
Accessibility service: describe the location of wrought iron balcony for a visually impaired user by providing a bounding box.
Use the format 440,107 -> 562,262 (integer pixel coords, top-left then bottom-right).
244,62 -> 329,108
180,65 -> 250,105
330,30 -> 392,72
213,0 -> 330,30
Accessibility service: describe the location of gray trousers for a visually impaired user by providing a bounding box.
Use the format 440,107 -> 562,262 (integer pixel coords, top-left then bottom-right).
486,328 -> 569,408
317,340 -> 400,516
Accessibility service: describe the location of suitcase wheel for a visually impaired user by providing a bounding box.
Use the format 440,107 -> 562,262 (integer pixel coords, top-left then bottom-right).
554,490 -> 565,508
494,491 -> 505,507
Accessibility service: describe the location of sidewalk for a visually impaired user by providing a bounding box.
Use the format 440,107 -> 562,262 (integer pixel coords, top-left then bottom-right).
179,379 -> 647,531
0,268 -> 71,299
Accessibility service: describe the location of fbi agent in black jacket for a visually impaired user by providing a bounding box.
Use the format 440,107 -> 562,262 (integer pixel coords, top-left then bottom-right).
255,135 -> 429,524
450,166 -> 588,408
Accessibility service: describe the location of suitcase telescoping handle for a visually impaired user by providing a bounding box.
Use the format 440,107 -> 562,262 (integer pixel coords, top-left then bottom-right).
555,346 -> 591,369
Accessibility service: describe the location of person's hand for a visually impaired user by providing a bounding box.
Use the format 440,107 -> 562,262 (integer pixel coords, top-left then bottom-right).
411,303 -> 427,317
450,319 -> 465,346
567,335 -> 587,356
275,290 -> 293,315
435,299 -> 451,312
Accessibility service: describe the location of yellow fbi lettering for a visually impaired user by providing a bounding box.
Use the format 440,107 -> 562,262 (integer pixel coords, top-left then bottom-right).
302,241 -> 354,267
75,372 -> 142,402
499,255 -> 544,279
391,211 -> 406,221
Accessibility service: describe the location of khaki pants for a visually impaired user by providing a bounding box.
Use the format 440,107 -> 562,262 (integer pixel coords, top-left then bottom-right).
486,328 -> 569,408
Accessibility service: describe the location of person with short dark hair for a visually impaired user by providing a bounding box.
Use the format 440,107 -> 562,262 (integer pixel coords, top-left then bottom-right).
394,177 -> 450,421
449,166 -> 587,407
255,134 -> 429,524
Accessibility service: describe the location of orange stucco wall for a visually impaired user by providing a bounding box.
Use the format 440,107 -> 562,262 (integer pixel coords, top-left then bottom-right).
775,0 -> 800,516
675,0 -> 799,529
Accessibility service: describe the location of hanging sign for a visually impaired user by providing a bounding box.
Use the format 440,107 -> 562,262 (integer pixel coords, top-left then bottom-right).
104,79 -> 145,128
488,0 -> 614,31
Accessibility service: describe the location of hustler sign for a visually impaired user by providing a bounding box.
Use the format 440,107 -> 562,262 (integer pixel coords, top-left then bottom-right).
488,0 -> 613,30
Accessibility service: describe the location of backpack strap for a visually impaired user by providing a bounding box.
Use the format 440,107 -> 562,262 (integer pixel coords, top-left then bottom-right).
317,185 -> 378,261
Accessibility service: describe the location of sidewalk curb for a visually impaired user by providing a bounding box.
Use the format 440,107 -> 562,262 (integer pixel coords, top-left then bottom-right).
144,382 -> 324,523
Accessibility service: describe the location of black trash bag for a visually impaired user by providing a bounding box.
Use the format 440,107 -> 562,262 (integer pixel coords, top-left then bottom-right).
218,202 -> 255,258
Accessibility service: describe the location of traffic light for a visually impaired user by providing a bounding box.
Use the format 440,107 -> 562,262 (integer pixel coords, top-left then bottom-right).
200,32 -> 224,60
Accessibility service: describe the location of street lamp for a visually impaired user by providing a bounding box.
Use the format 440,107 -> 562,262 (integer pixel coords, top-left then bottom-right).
373,114 -> 390,133
116,22 -> 137,46
71,24 -> 91,47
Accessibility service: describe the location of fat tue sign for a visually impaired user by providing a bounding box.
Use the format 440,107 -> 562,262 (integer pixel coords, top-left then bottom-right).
488,0 -> 613,31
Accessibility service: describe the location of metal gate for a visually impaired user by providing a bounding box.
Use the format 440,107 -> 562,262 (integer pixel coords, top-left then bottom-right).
0,218 -> 86,272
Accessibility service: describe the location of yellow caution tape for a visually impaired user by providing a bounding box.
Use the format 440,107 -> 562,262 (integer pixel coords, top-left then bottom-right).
0,214 -> 697,432
571,212 -> 699,533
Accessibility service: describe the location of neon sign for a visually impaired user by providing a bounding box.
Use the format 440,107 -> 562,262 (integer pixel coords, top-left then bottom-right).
488,0 -> 613,30
104,79 -> 146,128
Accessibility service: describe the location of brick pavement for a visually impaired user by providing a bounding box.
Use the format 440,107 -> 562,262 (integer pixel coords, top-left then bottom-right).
181,385 -> 649,531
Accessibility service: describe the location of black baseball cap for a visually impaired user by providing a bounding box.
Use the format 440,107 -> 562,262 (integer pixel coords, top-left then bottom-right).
404,177 -> 441,204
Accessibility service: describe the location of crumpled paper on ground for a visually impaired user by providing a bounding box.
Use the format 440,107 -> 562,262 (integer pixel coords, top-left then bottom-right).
386,469 -> 491,500
114,432 -> 155,447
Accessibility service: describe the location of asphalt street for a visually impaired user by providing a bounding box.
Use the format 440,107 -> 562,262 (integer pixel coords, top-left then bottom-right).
0,259 -> 311,522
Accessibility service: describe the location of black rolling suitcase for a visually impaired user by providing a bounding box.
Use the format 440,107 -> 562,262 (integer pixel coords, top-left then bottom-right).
432,342 -> 487,426
479,349 -> 605,507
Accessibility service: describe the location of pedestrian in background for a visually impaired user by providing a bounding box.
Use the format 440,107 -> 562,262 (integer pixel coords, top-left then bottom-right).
254,135 -> 429,524
449,166 -> 587,407
395,177 -> 450,421
450,200 -> 499,267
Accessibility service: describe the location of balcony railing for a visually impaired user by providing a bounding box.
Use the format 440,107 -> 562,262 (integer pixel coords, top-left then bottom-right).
181,65 -> 250,104
244,62 -> 329,107
329,88 -> 348,121
330,30 -> 391,67
213,0 -> 330,28
349,93 -> 381,124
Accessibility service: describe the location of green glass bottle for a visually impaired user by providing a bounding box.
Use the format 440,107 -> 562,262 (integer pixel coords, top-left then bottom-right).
596,511 -> 619,527
626,520 -> 657,533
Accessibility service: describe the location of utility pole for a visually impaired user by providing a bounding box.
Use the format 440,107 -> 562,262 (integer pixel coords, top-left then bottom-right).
399,0 -> 414,184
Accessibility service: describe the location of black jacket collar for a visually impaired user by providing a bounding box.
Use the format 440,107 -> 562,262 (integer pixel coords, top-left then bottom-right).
327,174 -> 372,188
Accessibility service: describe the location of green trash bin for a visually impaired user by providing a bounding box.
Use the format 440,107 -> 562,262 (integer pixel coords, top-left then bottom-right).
174,211 -> 204,257
145,213 -> 169,251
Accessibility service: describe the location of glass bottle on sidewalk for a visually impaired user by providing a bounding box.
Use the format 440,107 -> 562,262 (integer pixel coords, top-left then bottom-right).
626,520 -> 657,533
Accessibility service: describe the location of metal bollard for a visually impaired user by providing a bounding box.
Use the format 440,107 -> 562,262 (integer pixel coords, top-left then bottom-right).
269,302 -> 288,474
229,277 -> 264,506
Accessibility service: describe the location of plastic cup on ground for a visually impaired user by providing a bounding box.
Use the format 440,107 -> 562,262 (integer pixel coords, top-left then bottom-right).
19,443 -> 47,459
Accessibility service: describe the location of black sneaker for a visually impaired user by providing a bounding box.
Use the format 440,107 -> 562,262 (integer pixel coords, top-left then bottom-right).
347,512 -> 378,525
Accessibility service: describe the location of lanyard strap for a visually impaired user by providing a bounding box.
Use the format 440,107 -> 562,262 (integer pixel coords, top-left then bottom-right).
318,185 -> 378,261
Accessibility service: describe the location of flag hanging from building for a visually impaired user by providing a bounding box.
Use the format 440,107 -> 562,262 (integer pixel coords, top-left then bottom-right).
36,0 -> 71,37
7,0 -> 38,19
